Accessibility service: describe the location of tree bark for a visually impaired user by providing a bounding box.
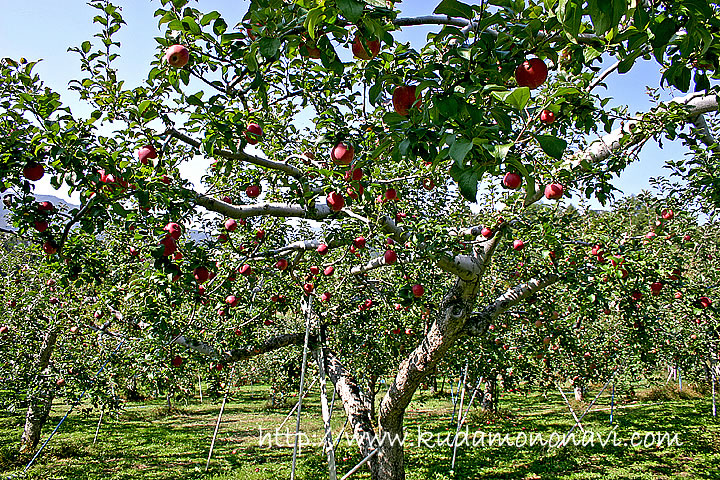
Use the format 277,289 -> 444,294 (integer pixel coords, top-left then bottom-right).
574,383 -> 585,402
20,327 -> 59,453
481,377 -> 496,412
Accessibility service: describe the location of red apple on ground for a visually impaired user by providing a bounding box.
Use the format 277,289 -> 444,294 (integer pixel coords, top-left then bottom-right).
137,145 -> 157,165
384,250 -> 397,265
540,109 -> 555,124
327,191 -> 345,211
503,172 -> 522,189
515,58 -> 548,89
164,45 -> 190,67
23,162 -> 45,181
352,34 -> 380,60
392,85 -> 421,116
331,142 -> 354,165
544,183 -> 564,200
412,284 -> 425,298
245,123 -> 263,145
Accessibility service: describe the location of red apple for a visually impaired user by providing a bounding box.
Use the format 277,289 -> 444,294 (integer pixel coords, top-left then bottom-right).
345,168 -> 363,181
275,258 -> 288,271
303,283 -> 314,294
137,145 -> 157,165
674,291 -> 683,299
698,296 -> 712,308
256,229 -> 265,240
503,172 -> 522,189
412,284 -> 425,298
193,266 -> 210,283
513,239 -> 525,250
225,218 -> 238,232
42,241 -> 58,255
544,183 -> 564,200
173,251 -> 183,261
385,188 -> 397,201
645,232 -> 656,240
56,378 -> 66,387
320,292 -> 331,302
226,295 -> 238,307
33,220 -> 48,232
384,250 -> 397,265
331,142 -> 354,165
515,58 -> 548,89
37,201 -> 54,212
164,222 -> 182,240
346,185 -> 363,200
239,264 -> 253,276
392,85 -> 421,116
0,326 -> 8,334
353,237 -> 366,249
631,290 -> 643,301
650,282 -> 663,294
23,162 -> 45,181
539,110 -> 555,124
317,244 -> 329,255
245,123 -> 263,145
159,235 -> 177,256
352,34 -> 380,60
164,44 -> 190,68
661,209 -> 674,220
683,234 -> 691,241
327,191 -> 345,211
309,265 -> 320,275
481,227 -> 493,238
246,185 -> 261,198
323,266 -> 334,276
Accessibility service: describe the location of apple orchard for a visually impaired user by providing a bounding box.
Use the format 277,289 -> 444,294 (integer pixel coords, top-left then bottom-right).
1,1 -> 720,479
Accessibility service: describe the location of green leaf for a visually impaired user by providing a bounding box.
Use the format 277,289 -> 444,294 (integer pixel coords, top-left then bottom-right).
536,135 -> 567,159
491,87 -> 530,110
304,7 -> 325,40
81,41 -> 92,54
557,0 -> 581,38
213,18 -> 227,36
651,17 -> 676,48
449,137 -> 474,165
200,11 -> 220,26
336,0 -> 364,23
449,164 -> 478,202
258,37 -> 281,60
434,0 -> 474,20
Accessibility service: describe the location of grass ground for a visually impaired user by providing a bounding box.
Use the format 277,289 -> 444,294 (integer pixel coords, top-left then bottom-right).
1,383 -> 718,479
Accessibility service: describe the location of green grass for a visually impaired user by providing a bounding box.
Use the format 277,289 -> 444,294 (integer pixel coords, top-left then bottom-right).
1,384 -> 719,479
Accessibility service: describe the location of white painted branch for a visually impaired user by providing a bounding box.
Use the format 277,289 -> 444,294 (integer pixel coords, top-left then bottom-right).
194,193 -> 333,220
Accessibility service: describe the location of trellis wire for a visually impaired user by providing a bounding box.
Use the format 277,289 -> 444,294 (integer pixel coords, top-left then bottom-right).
290,295 -> 314,480
19,338 -> 126,476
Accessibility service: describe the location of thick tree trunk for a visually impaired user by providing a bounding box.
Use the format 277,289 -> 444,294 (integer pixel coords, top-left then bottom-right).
481,378 -> 496,412
574,384 -> 585,402
20,328 -> 58,453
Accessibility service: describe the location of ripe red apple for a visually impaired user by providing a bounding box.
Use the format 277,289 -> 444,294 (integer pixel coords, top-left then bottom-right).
303,283 -> 314,294
164,222 -> 182,240
331,142 -> 354,165
683,234 -> 691,241
412,284 -> 425,298
309,265 -> 320,275
317,244 -> 329,255
661,209 -> 674,220
56,378 -> 66,387
513,239 -> 525,250
42,241 -> 58,255
392,85 -> 421,116
384,250 -> 397,265
353,237 -> 366,249
539,109 -> 555,124
544,183 -> 564,200
275,258 -> 288,270
37,201 -> 54,212
631,290 -> 643,301
502,172 -> 522,189
422,177 -> 435,190
23,162 -> 45,181
226,295 -> 238,307
645,232 -> 656,240
346,185 -> 363,200
256,229 -> 265,240
193,266 -> 210,283
246,185 -> 261,198
323,266 -> 334,276
239,264 -> 253,276
129,246 -> 139,256
481,227 -> 493,238
218,234 -> 228,243
159,235 -> 177,256
164,44 -> 190,68
33,220 -> 48,232
515,58 -> 548,89
674,291 -> 683,299
650,282 -> 663,295
137,145 -> 157,165
385,188 -> 397,201
245,123 -> 263,145
320,292 -> 331,302
225,218 -> 238,232
326,191 -> 345,211
344,168 -> 363,181
352,34 -> 380,60
698,296 -> 712,308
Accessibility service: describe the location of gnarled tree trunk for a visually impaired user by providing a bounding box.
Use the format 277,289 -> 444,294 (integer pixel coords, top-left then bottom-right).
20,327 -> 58,453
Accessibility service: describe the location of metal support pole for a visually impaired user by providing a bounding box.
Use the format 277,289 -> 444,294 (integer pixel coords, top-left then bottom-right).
290,296 -> 314,480
315,349 -> 337,480
205,390 -> 229,472
557,383 -> 585,432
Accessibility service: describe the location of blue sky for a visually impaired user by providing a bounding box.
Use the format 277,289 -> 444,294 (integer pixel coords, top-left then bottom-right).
0,1 -> 690,205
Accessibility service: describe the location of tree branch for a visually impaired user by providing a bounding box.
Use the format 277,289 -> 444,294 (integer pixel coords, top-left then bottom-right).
173,332 -> 311,364
193,192 -> 333,220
